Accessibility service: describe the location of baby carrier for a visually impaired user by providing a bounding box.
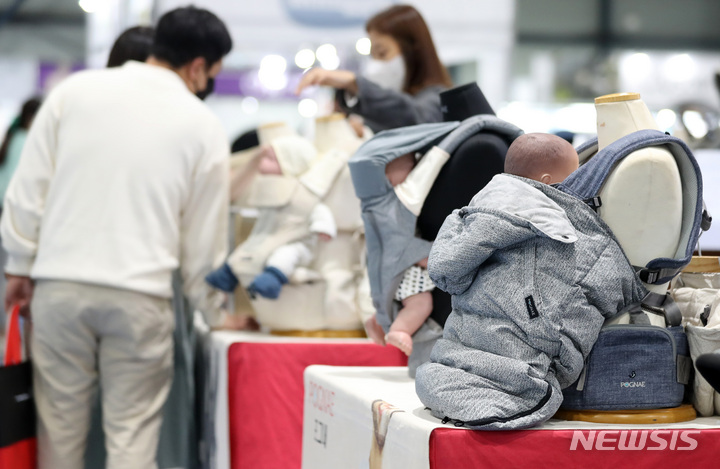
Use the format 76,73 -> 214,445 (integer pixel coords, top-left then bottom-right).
557,129 -> 710,410
349,114 -> 523,372
250,148 -> 367,332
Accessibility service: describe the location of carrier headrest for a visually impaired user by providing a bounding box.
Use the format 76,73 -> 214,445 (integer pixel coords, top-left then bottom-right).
440,82 -> 495,122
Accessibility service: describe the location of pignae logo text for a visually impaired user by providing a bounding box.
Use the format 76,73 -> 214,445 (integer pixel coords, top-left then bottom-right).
570,430 -> 700,451
620,381 -> 646,388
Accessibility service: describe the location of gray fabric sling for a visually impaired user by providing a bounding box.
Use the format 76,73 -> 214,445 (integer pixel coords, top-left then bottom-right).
349,115 -> 523,374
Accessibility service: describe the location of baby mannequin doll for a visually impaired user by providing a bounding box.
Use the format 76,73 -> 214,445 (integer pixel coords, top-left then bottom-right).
364,153 -> 436,356
205,136 -> 336,299
504,132 -> 579,184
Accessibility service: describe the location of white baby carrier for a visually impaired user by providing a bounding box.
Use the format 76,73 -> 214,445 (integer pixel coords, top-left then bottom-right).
249,149 -> 366,333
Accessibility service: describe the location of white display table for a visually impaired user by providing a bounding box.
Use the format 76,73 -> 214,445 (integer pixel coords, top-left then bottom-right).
302,366 -> 720,469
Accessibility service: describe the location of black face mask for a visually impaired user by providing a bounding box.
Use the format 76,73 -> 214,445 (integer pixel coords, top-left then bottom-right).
196,77 -> 215,100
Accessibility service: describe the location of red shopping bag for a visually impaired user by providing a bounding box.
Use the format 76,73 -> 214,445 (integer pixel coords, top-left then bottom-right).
0,305 -> 37,469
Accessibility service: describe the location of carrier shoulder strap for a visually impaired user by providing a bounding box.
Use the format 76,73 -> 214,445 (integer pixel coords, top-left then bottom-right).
622,292 -> 683,327
575,137 -> 599,165
436,114 -> 524,155
558,130 -> 710,285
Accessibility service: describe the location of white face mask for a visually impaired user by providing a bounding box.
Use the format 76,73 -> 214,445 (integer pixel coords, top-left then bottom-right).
363,55 -> 406,92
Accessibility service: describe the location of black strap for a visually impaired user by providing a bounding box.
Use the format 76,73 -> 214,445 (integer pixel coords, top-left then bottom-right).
701,304 -> 711,327
583,196 -> 602,211
616,292 -> 682,326
628,306 -> 651,325
640,292 -> 683,327
634,266 -> 681,285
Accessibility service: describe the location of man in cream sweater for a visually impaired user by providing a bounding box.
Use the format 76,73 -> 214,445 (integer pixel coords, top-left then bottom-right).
1,7 -> 232,469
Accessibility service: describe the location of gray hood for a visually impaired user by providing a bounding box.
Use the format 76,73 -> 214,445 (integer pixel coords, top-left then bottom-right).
430,175 -> 578,296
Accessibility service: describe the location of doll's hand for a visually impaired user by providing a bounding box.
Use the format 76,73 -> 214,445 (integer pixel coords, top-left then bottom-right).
317,233 -> 332,242
416,257 -> 428,269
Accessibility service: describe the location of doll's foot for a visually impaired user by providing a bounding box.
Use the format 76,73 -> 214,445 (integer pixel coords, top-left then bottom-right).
364,316 -> 386,346
385,331 -> 413,356
220,313 -> 261,331
205,263 -> 239,292
247,267 -> 288,299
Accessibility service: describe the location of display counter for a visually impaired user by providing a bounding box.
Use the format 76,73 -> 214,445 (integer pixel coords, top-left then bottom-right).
201,331 -> 407,469
302,365 -> 720,469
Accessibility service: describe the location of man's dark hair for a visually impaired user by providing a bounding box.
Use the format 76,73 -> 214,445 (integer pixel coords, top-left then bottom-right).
151,6 -> 232,68
107,26 -> 154,67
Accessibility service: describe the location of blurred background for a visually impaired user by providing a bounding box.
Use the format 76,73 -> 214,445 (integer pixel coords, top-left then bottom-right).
1,0 -> 720,147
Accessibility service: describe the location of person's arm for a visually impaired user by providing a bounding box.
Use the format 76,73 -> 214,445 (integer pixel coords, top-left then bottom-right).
295,68 -> 443,131
181,121 -> 230,326
338,77 -> 443,131
1,92 -> 60,315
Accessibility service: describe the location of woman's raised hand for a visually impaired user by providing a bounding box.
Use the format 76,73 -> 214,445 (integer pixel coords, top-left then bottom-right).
295,68 -> 358,95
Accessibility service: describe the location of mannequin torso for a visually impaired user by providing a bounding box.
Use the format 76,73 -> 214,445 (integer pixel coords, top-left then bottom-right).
595,93 -> 683,323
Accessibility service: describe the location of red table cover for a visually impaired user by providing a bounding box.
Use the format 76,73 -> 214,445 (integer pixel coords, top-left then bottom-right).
227,341 -> 407,469
429,426 -> 720,468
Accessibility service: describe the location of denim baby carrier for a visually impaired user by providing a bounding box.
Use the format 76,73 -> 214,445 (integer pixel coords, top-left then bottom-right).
557,129 -> 710,410
349,115 -> 523,374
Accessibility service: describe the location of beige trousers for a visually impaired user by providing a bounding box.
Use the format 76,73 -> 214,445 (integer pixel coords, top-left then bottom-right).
31,281 -> 174,469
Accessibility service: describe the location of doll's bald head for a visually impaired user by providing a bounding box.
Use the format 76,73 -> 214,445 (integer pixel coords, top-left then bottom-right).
504,133 -> 579,184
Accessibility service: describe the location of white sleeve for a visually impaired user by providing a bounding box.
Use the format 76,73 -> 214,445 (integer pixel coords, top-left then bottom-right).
394,146 -> 451,216
309,203 -> 337,238
1,91 -> 61,276
181,120 -> 230,326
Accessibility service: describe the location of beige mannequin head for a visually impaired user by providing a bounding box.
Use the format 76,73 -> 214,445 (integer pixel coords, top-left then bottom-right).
257,121 -> 297,146
385,153 -> 416,186
504,133 -> 579,184
594,92 -> 659,150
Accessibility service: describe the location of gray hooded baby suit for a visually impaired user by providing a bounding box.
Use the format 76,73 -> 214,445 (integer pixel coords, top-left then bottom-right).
414,174 -> 647,430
